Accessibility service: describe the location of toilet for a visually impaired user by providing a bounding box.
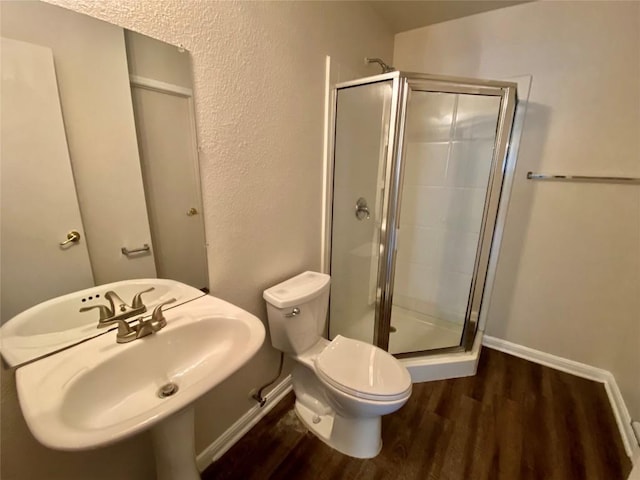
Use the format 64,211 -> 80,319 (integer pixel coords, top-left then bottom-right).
263,271 -> 412,458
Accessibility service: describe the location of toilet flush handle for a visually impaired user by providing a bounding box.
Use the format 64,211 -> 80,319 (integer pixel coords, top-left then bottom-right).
285,307 -> 300,318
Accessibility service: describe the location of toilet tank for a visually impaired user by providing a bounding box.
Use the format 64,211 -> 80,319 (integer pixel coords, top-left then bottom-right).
263,271 -> 330,354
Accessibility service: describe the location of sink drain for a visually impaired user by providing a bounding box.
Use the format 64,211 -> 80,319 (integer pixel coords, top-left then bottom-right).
157,382 -> 179,398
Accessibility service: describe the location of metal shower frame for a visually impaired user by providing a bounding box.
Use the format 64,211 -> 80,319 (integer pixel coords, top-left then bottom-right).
326,70 -> 518,358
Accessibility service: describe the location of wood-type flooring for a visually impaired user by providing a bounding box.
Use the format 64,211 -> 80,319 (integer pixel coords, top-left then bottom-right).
202,348 -> 632,480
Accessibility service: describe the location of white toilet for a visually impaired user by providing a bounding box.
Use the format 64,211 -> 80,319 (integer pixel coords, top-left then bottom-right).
263,271 -> 412,458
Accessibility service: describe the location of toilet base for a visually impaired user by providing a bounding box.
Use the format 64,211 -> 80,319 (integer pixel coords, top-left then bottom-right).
295,400 -> 382,459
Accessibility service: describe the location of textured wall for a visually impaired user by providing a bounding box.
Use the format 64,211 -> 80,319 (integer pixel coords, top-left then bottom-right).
394,1 -> 640,418
1,1 -> 393,479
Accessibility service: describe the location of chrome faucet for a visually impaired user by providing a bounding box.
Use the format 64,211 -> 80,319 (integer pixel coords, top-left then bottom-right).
98,298 -> 176,344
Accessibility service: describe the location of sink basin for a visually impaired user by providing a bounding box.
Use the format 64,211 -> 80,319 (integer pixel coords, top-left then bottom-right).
16,294 -> 265,451
1,279 -> 205,367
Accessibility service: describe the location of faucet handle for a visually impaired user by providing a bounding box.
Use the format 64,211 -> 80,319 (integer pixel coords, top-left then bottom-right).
79,304 -> 113,321
96,317 -> 134,335
131,287 -> 155,309
151,298 -> 177,329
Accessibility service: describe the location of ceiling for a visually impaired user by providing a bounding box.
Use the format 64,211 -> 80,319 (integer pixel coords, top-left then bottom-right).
368,0 -> 532,33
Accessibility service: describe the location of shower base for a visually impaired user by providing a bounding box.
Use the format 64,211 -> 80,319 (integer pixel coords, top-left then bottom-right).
400,331 -> 483,383
388,306 -> 462,354
331,307 -> 482,384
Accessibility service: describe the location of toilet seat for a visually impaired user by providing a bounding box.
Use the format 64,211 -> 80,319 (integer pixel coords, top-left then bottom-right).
314,335 -> 412,402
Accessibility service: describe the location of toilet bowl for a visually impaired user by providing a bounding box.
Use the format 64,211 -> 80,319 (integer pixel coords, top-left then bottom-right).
263,271 -> 412,458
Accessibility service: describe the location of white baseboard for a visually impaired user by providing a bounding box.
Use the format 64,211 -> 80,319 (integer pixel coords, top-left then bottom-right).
483,335 -> 639,460
196,375 -> 293,472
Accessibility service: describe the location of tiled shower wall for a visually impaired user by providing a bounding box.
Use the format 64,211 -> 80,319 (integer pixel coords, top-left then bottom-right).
393,93 -> 500,324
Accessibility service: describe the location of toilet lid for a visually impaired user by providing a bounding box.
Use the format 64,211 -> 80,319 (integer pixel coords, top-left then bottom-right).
315,335 -> 412,401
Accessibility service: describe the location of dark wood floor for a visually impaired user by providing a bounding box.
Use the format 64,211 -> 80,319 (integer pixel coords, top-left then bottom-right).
202,348 -> 631,480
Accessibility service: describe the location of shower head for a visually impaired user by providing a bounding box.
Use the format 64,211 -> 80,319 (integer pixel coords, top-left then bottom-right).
364,57 -> 395,74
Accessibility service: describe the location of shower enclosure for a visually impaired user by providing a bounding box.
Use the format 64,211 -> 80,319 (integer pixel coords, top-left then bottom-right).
327,71 -> 517,359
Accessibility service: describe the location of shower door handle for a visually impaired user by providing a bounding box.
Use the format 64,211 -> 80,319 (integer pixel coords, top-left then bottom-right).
355,197 -> 370,221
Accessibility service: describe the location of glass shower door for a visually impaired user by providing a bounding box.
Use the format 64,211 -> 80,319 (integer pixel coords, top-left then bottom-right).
329,71 -> 517,358
329,80 -> 393,344
389,90 -> 503,355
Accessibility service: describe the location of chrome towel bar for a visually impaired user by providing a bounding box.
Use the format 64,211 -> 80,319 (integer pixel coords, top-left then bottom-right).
527,172 -> 640,184
121,244 -> 151,256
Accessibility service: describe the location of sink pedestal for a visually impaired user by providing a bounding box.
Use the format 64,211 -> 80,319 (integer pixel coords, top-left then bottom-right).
151,407 -> 200,480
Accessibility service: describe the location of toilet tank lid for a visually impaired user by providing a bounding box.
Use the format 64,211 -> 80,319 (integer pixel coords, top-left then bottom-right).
263,271 -> 330,308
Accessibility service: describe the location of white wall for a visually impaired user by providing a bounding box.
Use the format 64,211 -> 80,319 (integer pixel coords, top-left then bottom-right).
1,1 -> 156,285
394,1 -> 640,419
0,1 -> 393,479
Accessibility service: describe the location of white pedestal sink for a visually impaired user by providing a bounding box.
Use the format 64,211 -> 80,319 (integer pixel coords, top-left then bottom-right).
15,294 -> 265,479
151,407 -> 200,480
